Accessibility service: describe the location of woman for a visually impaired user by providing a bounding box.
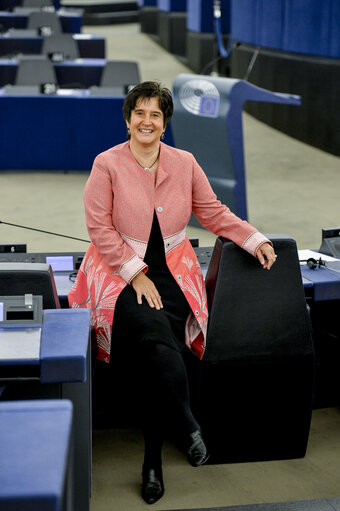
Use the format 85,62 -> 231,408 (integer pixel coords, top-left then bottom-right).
69,81 -> 276,504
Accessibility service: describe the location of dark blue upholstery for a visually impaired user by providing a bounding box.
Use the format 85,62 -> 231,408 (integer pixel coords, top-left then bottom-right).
138,0 -> 156,5
231,0 -> 340,58
157,0 -> 186,12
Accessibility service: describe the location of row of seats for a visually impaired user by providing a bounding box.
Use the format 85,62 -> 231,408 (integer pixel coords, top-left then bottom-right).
4,10 -> 68,35
3,55 -> 140,95
0,5 -> 141,95
15,32 -> 79,59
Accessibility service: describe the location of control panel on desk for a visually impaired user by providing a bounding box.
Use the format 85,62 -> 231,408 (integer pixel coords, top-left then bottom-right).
0,252 -> 85,273
194,246 -> 213,275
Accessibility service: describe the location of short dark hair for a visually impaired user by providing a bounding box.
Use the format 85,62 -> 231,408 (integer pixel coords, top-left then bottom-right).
123,81 -> 173,129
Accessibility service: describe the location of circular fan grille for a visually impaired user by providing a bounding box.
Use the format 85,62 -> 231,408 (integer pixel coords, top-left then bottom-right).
179,79 -> 220,115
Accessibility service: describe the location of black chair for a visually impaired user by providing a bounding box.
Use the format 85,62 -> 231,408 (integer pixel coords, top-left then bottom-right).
27,11 -> 62,34
200,234 -> 315,463
15,54 -> 57,86
23,0 -> 53,7
89,60 -> 140,96
0,262 -> 60,309
41,33 -> 79,60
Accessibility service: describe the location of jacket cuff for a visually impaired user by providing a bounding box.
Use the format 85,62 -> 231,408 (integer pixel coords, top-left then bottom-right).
119,254 -> 148,283
242,231 -> 272,257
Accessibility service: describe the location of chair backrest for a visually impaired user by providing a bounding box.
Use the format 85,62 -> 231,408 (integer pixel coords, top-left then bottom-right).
4,85 -> 41,95
0,263 -> 60,309
15,55 -> 57,86
205,234 -> 313,362
41,33 -> 79,60
23,0 -> 53,7
27,11 -> 62,34
6,28 -> 38,37
100,60 -> 140,91
200,234 -> 315,463
89,86 -> 125,97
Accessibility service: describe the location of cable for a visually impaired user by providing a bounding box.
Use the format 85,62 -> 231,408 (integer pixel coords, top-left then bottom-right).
200,55 -> 226,75
200,1 -> 233,75
243,46 -> 260,81
0,220 -> 90,243
213,0 -> 231,59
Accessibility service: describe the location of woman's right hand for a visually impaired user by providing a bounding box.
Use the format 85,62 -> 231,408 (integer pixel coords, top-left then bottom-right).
131,272 -> 163,310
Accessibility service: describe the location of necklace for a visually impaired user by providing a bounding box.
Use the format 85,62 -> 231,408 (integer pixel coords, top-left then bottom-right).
134,149 -> 160,172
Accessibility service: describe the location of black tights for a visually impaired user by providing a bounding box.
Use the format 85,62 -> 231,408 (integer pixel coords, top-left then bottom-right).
137,342 -> 199,469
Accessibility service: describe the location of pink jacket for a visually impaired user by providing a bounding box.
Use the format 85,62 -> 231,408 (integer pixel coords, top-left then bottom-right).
68,141 -> 269,363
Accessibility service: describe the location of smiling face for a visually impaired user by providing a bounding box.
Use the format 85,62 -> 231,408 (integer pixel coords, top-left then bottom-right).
126,97 -> 164,149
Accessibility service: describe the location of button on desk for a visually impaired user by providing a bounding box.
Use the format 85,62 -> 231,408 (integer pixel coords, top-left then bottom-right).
0,308 -> 91,511
0,33 -> 105,58
0,9 -> 82,33
0,400 -> 73,511
0,57 -> 106,87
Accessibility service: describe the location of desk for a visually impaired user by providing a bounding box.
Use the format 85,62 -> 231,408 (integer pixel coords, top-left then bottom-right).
0,56 -> 106,87
0,9 -> 82,33
2,249 -> 338,304
0,400 -> 73,511
0,308 -> 91,511
0,92 -> 174,170
301,262 -> 340,302
0,33 -> 105,58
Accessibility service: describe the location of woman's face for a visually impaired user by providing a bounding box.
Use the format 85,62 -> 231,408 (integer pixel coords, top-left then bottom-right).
127,96 -> 164,147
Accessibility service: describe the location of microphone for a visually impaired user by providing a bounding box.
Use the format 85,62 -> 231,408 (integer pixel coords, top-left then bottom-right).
0,220 -> 90,244
300,257 -> 326,269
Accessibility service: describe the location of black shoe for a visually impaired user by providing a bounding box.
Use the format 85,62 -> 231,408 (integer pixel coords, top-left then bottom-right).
141,467 -> 164,504
186,429 -> 209,467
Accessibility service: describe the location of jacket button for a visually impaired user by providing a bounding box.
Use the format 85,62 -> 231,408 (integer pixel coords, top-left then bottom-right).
157,206 -> 163,212
166,242 -> 170,248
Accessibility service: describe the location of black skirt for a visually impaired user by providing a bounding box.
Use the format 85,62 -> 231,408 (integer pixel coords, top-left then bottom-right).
112,212 -> 190,353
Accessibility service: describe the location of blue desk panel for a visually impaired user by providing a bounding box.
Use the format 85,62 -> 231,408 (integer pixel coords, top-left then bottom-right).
0,33 -> 105,58
0,93 -> 175,170
301,262 -> 340,301
0,308 -> 91,511
0,57 -> 105,87
0,10 -> 82,33
0,400 -> 73,511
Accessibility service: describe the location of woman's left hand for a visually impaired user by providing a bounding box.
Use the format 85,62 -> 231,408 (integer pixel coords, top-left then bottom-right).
256,242 -> 277,270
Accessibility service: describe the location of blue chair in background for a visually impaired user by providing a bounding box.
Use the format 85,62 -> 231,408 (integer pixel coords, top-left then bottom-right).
171,73 -> 301,223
